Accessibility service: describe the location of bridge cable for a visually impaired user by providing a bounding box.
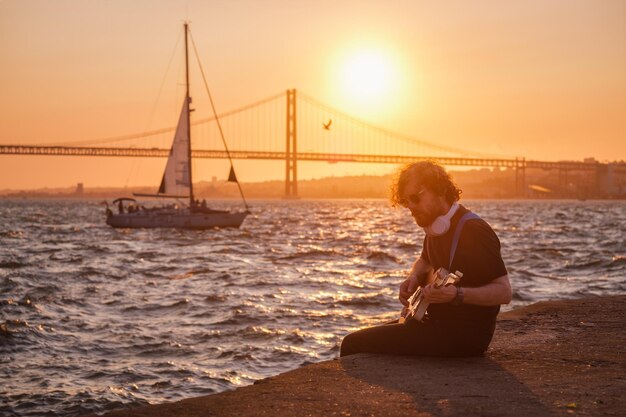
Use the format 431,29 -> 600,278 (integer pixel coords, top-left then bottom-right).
297,91 -> 508,159
23,91 -> 284,148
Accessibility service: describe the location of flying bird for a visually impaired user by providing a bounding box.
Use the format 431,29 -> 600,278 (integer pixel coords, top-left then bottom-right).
323,119 -> 332,130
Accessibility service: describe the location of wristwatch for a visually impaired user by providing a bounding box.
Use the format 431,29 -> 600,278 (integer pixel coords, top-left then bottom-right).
453,286 -> 464,306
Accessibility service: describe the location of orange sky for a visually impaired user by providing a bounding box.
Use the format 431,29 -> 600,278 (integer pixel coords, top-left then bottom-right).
1,0 -> 625,190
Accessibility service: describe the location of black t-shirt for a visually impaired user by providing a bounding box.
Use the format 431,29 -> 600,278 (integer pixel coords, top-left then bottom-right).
421,205 -> 508,325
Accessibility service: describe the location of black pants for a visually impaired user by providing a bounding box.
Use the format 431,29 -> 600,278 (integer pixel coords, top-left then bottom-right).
340,317 -> 495,357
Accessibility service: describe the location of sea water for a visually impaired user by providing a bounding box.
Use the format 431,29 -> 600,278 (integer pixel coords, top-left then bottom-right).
1,199 -> 624,416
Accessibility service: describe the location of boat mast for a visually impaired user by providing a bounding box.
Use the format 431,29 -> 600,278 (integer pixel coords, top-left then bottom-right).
184,22 -> 194,208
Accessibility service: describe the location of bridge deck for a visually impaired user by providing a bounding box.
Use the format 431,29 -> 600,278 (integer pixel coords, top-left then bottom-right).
0,145 -> 611,171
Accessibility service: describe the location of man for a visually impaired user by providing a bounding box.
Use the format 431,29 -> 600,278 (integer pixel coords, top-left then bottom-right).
340,161 -> 511,357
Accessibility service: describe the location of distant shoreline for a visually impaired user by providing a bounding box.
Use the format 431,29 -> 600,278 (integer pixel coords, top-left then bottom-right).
2,169 -> 625,200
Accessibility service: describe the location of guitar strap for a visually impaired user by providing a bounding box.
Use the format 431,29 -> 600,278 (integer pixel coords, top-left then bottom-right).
449,212 -> 480,270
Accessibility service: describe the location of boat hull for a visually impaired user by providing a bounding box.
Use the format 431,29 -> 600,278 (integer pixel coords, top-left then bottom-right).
106,210 -> 248,229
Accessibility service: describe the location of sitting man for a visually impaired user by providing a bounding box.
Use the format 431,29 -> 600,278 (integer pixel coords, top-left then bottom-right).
340,161 -> 511,357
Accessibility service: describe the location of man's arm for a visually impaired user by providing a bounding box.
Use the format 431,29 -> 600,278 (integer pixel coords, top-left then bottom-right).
399,257 -> 433,306
421,274 -> 512,306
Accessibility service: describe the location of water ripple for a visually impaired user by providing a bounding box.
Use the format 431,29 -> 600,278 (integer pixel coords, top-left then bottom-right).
0,198 -> 624,416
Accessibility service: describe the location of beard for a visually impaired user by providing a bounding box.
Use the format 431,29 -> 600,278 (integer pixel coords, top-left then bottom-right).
410,208 -> 440,228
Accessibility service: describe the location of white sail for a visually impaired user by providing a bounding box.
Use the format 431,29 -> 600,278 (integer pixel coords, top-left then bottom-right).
158,98 -> 191,197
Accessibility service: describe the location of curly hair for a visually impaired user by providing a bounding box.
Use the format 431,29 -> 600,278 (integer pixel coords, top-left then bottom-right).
390,160 -> 462,207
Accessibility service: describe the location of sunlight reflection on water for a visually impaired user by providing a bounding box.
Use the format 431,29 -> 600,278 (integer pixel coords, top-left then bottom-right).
0,198 -> 624,416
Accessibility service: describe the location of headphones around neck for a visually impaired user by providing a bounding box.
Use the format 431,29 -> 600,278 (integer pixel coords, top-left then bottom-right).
424,202 -> 459,236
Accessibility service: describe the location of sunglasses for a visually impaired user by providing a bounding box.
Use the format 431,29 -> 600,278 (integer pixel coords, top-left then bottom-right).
399,188 -> 427,207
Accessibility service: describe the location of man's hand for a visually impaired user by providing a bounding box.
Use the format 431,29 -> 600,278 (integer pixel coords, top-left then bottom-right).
399,275 -> 419,306
421,284 -> 457,304
400,257 -> 433,307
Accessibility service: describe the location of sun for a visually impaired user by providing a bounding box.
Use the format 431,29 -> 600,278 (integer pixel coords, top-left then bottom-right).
339,49 -> 396,104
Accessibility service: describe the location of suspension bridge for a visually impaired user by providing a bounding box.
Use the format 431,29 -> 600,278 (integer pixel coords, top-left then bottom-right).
1,89 -> 621,197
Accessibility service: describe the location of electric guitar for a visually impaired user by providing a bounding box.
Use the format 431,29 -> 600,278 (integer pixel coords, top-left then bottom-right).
399,267 -> 463,323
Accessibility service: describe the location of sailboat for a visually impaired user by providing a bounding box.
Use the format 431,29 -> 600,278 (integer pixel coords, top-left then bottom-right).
106,23 -> 249,229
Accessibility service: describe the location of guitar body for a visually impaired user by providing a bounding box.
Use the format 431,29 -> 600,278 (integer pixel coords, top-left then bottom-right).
399,267 -> 463,323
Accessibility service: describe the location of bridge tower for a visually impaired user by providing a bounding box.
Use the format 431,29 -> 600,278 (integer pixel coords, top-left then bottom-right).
515,158 -> 526,198
285,89 -> 298,198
